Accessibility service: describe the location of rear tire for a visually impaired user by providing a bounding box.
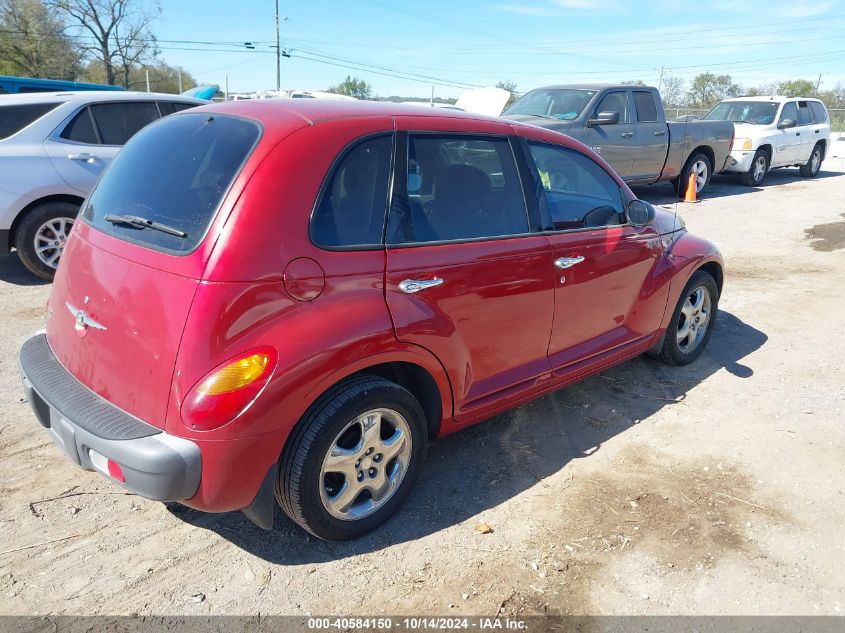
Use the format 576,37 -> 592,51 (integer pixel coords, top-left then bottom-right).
14,201 -> 79,281
799,143 -> 823,178
740,149 -> 769,187
277,375 -> 427,540
676,152 -> 712,197
651,270 -> 719,366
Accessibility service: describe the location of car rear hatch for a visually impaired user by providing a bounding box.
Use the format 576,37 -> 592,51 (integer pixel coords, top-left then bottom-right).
45,112 -> 263,429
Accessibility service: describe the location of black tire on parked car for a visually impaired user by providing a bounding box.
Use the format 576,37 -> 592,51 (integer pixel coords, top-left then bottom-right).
740,148 -> 770,187
277,374 -> 428,540
799,142 -> 823,178
14,201 -> 79,281
675,152 -> 713,198
650,270 -> 719,366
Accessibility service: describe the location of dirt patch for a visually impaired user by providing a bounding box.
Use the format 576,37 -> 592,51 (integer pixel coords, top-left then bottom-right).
509,446 -> 784,616
805,214 -> 845,252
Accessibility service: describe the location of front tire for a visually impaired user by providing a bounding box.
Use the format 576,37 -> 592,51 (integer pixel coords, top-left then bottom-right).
676,152 -> 712,197
14,201 -> 79,281
277,375 -> 427,540
740,149 -> 769,187
652,270 -> 719,366
799,143 -> 823,178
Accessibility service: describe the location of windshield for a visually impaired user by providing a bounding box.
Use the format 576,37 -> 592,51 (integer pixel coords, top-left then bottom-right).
704,101 -> 778,125
504,88 -> 597,120
83,112 -> 261,253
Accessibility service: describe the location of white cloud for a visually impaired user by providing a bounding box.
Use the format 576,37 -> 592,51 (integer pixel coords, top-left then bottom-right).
496,4 -> 557,16
553,0 -> 618,8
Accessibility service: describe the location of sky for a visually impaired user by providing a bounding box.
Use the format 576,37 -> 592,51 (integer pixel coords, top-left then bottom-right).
153,0 -> 845,98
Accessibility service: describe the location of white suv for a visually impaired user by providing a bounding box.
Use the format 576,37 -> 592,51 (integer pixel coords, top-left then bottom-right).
0,91 -> 204,279
704,96 -> 831,187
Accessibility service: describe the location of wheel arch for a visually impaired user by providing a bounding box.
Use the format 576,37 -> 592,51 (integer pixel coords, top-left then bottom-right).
757,143 -> 773,160
8,193 -> 84,250
688,145 -> 715,172
697,260 -> 724,297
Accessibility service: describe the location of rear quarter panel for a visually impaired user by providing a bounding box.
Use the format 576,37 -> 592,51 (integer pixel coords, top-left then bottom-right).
664,120 -> 734,180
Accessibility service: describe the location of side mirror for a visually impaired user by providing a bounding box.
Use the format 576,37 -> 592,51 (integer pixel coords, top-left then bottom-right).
627,199 -> 656,227
587,111 -> 619,127
778,118 -> 796,129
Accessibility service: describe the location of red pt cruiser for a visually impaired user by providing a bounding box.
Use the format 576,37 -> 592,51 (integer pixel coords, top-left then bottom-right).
19,100 -> 723,540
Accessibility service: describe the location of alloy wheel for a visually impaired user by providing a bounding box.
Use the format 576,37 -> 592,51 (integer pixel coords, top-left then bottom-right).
34,217 -> 74,269
676,286 -> 712,355
692,159 -> 709,193
319,408 -> 412,521
752,155 -> 767,183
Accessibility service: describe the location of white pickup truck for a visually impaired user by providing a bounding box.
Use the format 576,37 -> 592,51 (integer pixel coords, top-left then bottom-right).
704,96 -> 831,186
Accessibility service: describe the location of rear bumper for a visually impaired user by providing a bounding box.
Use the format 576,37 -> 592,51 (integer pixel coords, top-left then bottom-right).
19,333 -> 201,501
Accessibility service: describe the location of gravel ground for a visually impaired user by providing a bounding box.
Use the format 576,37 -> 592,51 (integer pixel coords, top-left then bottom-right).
0,159 -> 843,616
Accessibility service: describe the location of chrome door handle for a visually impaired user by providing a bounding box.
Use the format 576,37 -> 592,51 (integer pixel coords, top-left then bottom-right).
654,130 -> 666,136
68,153 -> 98,163
554,256 -> 585,269
620,132 -> 634,138
399,278 -> 444,294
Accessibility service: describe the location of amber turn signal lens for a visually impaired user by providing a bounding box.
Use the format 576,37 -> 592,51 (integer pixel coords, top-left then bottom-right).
196,353 -> 270,395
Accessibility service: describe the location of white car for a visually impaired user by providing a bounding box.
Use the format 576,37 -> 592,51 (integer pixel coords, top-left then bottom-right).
0,91 -> 204,279
704,96 -> 831,186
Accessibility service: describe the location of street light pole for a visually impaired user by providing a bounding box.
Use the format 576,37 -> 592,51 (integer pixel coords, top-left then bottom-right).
275,0 -> 281,92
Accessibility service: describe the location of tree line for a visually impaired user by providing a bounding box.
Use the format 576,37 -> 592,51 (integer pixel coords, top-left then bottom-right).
0,0 -> 195,93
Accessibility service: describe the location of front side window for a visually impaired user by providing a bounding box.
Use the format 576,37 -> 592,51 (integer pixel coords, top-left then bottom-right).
389,135 -> 528,244
0,102 -> 60,140
779,102 -> 799,125
593,91 -> 630,123
809,101 -> 828,123
633,91 -> 659,122
83,113 -> 261,253
528,142 -> 625,231
311,135 -> 393,248
705,101 -> 778,125
89,102 -> 161,145
504,88 -> 597,121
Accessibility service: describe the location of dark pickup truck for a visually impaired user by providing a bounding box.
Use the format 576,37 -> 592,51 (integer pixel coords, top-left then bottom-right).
503,84 -> 734,195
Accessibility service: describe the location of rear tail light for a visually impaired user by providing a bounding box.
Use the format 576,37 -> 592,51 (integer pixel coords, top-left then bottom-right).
181,348 -> 277,431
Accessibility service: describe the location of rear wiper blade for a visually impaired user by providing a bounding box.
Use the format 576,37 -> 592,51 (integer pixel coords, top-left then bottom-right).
104,214 -> 187,238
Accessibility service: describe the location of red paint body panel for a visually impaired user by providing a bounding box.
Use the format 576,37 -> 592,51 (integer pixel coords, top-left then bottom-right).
44,100 -> 724,515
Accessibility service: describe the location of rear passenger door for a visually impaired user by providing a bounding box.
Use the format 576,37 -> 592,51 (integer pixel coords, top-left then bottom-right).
774,101 -> 801,166
385,125 -> 555,422
44,101 -> 161,194
631,90 -> 669,181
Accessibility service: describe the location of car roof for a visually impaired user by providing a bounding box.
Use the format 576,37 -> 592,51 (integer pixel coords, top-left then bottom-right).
0,91 -> 206,106
721,95 -> 822,103
525,84 -> 656,92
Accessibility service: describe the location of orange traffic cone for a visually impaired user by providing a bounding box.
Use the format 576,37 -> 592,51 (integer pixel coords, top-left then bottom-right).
683,169 -> 699,203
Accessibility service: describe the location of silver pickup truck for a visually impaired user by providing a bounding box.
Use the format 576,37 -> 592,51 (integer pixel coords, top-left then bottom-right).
503,84 -> 734,196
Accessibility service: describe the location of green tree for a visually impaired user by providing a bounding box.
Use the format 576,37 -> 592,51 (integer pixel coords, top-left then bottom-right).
327,75 -> 373,100
51,0 -> 160,87
81,59 -> 195,93
0,0 -> 80,79
496,79 -> 519,109
660,76 -> 685,107
687,73 -> 741,107
777,79 -> 816,97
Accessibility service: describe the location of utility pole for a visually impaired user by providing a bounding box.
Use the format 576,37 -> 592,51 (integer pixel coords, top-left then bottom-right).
145,69 -> 150,92
275,0 -> 281,92
657,66 -> 665,93
178,67 -> 183,93
816,73 -> 823,93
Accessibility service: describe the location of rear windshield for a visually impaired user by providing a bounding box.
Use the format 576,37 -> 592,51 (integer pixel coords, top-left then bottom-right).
0,102 -> 60,139
82,112 -> 261,253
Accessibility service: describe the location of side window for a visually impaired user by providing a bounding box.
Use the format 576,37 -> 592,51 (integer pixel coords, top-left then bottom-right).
389,135 -> 528,244
809,101 -> 828,124
797,101 -> 813,126
779,102 -> 798,124
311,135 -> 392,248
593,91 -> 630,123
633,91 -> 659,122
528,142 -> 625,231
60,107 -> 99,144
158,101 -> 198,116
89,102 -> 161,145
0,102 -> 60,140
